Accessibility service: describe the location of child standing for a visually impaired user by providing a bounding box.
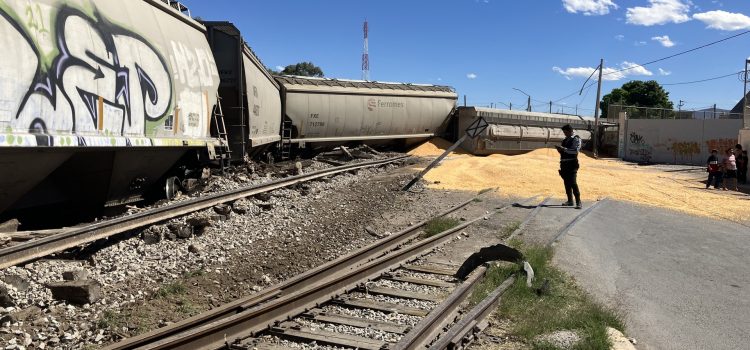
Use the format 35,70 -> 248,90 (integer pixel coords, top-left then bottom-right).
706,149 -> 722,189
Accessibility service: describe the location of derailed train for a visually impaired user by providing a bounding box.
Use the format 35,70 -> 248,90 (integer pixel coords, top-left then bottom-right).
0,0 -> 458,219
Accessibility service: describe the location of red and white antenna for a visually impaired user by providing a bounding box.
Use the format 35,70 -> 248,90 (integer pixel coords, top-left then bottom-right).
362,20 -> 370,81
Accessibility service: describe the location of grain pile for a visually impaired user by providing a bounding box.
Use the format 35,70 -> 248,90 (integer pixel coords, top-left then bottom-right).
408,138 -> 467,157
409,138 -> 750,223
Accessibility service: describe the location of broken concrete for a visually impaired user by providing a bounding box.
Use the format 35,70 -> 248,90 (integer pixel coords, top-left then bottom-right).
46,280 -> 102,305
62,270 -> 90,282
0,285 -> 16,307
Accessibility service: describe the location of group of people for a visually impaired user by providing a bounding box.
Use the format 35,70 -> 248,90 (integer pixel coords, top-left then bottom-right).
706,144 -> 748,191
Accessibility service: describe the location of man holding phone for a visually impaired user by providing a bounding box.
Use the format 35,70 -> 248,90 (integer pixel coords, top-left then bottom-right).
556,125 -> 582,209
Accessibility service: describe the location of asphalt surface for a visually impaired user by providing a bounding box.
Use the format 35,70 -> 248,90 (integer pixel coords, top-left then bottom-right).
553,200 -> 750,350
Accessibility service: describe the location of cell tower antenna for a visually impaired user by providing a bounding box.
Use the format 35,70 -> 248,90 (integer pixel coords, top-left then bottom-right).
362,19 -> 370,81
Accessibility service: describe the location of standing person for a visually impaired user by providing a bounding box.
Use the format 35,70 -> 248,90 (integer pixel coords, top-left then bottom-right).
742,150 -> 749,184
722,148 -> 738,191
555,125 -> 582,209
735,144 -> 747,184
706,149 -> 722,189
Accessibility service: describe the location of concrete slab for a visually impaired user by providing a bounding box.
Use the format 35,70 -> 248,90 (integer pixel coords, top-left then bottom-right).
554,200 -> 750,350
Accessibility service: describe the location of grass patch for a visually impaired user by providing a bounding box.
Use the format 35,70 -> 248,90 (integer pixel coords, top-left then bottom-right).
470,242 -> 625,350
176,299 -> 197,315
183,268 -> 205,278
154,282 -> 187,299
472,198 -> 484,203
500,221 -> 521,238
97,310 -> 126,330
422,217 -> 461,238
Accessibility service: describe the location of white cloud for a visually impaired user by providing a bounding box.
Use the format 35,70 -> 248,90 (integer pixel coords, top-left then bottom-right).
693,10 -> 750,31
552,61 -> 653,81
634,41 -> 648,46
562,0 -> 618,16
615,34 -> 625,40
626,0 -> 692,26
275,65 -> 285,71
651,35 -> 675,47
621,61 -> 654,76
659,68 -> 672,75
466,73 -> 477,79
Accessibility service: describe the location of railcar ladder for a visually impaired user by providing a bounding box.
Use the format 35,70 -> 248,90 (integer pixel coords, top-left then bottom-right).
212,96 -> 232,171
279,119 -> 293,160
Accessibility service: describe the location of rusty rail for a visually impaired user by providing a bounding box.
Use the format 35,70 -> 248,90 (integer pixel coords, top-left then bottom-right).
0,156 -> 409,269
105,194 -> 480,349
108,199 -> 524,350
427,277 -> 516,350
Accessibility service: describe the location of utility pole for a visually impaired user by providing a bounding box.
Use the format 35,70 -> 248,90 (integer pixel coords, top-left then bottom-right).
510,102 -> 512,110
744,59 -> 750,128
513,88 -> 532,112
678,100 -> 685,112
713,103 -> 717,119
549,101 -> 552,114
593,58 -> 604,158
463,95 -> 467,107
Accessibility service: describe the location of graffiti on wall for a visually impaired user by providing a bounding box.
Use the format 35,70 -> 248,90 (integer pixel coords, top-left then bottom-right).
0,0 -> 218,142
706,138 -> 737,153
628,131 -> 652,163
669,141 -> 700,164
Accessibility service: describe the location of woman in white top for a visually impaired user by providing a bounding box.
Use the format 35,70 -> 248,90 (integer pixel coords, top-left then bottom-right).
722,148 -> 738,191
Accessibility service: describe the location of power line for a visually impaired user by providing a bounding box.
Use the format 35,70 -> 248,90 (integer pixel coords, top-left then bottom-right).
602,31 -> 750,78
549,31 -> 750,104
661,70 -> 743,86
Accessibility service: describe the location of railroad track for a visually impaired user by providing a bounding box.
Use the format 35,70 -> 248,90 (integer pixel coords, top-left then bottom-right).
107,196 -> 542,350
0,155 -> 409,270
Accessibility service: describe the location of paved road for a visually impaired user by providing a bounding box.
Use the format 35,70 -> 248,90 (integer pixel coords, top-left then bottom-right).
553,200 -> 750,350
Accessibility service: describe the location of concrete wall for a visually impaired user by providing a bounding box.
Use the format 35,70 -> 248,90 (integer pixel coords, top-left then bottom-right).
623,119 -> 742,165
0,0 -> 220,147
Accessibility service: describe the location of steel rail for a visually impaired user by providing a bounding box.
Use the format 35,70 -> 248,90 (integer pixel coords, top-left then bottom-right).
394,196 -> 545,349
427,276 -> 516,350
391,266 -> 488,350
0,156 -> 409,269
109,201 -> 521,350
107,195 -> 480,349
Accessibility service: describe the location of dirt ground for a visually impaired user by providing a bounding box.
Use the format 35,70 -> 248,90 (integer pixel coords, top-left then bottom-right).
409,138 -> 750,225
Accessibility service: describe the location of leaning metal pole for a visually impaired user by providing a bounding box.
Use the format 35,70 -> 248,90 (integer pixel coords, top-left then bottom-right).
593,58 -> 604,158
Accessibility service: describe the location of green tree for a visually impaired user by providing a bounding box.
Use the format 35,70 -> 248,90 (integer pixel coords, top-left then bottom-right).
601,80 -> 673,118
278,62 -> 324,77
265,66 -> 280,75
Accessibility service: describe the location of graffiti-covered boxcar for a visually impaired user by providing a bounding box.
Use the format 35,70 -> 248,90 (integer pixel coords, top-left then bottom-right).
0,0 -> 220,215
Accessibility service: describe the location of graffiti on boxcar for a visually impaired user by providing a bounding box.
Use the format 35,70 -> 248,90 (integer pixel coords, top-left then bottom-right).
0,1 -> 218,141
1,4 -> 173,136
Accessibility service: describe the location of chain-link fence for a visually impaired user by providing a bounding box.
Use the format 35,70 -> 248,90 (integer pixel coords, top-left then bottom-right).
607,104 -> 741,121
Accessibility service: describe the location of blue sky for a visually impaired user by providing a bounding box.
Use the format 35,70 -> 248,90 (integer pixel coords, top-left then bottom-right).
184,0 -> 750,116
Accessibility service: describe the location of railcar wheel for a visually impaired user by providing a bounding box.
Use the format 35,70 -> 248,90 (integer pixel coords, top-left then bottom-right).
165,176 -> 180,200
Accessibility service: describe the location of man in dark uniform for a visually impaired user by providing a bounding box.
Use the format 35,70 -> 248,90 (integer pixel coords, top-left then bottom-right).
555,124 -> 582,209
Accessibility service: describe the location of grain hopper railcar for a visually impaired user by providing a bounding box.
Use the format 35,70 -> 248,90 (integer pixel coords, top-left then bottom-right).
275,76 -> 458,150
456,107 -> 592,155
